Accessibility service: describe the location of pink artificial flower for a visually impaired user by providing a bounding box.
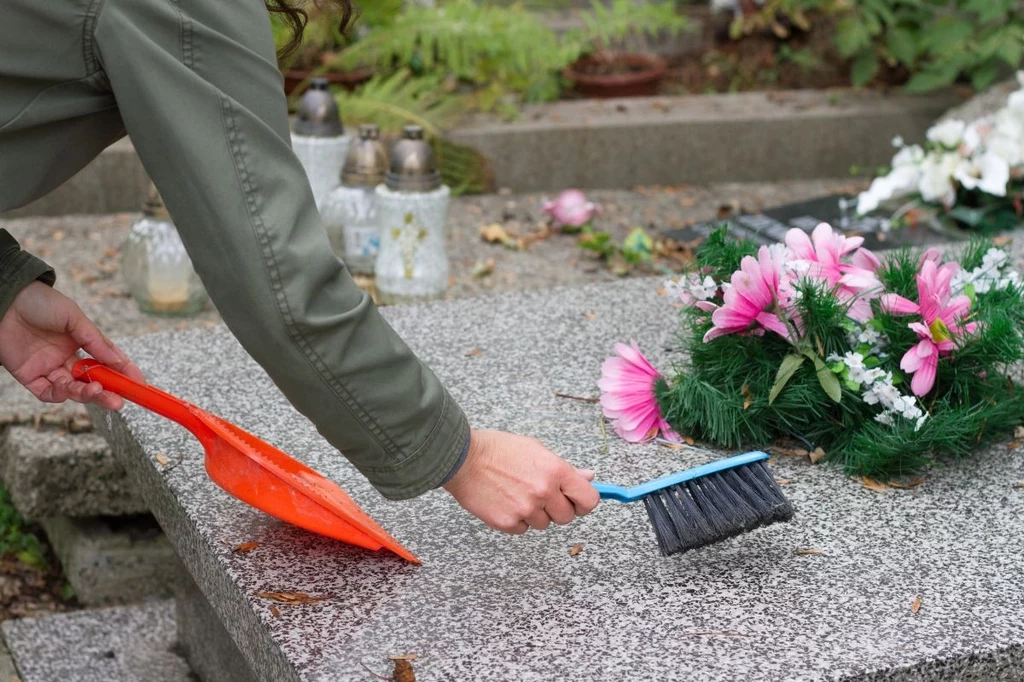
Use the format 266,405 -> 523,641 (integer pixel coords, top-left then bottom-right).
881,259 -> 977,396
703,245 -> 795,343
542,189 -> 601,228
785,223 -> 881,322
598,342 -> 679,443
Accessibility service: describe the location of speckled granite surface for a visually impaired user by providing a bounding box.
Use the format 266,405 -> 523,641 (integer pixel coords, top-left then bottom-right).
96,278 -> 1024,681
2,600 -> 192,682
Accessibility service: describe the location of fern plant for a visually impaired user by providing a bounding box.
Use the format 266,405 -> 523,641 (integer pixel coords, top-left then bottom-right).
334,0 -> 687,107
332,70 -> 495,194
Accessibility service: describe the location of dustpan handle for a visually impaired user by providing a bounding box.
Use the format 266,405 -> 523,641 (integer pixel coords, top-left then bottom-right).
73,359 -> 207,436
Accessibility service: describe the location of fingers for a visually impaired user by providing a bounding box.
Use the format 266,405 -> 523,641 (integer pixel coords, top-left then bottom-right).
68,312 -> 146,382
560,468 -> 601,517
524,510 -> 552,531
33,368 -> 125,410
543,493 -> 577,526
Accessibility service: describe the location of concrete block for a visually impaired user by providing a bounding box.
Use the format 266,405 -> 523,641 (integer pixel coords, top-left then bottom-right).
42,515 -> 181,607
451,89 -> 963,192
2,90 -> 963,217
1,600 -> 193,682
176,572 -> 256,682
0,138 -> 150,219
98,272 -> 1024,681
0,426 -> 146,521
0,633 -> 21,682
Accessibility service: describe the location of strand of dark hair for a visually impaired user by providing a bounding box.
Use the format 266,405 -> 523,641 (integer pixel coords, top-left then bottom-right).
266,0 -> 355,60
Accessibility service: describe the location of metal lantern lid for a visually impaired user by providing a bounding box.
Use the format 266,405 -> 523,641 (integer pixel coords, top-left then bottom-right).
341,124 -> 388,187
385,125 -> 441,192
293,78 -> 344,137
142,183 -> 171,221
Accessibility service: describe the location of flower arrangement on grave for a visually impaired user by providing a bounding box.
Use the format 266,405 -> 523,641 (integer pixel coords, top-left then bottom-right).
598,222 -> 1024,479
857,73 -> 1024,233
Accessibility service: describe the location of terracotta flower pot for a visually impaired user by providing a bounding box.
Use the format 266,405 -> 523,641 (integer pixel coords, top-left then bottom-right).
564,52 -> 667,99
283,66 -> 374,97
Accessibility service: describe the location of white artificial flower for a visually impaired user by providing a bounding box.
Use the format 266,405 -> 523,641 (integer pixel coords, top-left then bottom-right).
954,152 -> 1010,197
962,118 -> 993,156
893,144 -> 925,168
690,275 -> 718,301
915,413 -> 928,431
892,135 -> 905,148
856,153 -> 924,215
918,152 -> 960,206
982,247 -> 1009,271
927,119 -> 967,148
1009,90 -> 1024,115
875,411 -> 895,426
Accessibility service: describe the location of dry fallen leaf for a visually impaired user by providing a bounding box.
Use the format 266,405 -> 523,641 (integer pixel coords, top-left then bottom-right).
155,454 -> 169,466
993,236 -> 1013,247
554,392 -> 599,404
270,606 -> 280,617
569,543 -> 585,557
583,312 -> 598,320
809,447 -> 827,464
479,224 -> 518,249
471,258 -> 495,278
388,654 -> 418,661
1013,482 -> 1024,489
860,478 -> 888,493
911,596 -> 922,614
775,478 -> 793,486
888,477 -> 926,489
393,659 -> 415,682
773,446 -> 809,458
741,384 -> 753,411
1016,426 -> 1024,439
793,548 -> 823,556
232,542 -> 261,554
465,348 -> 484,357
1008,441 -> 1021,450
52,230 -> 65,241
254,591 -> 329,605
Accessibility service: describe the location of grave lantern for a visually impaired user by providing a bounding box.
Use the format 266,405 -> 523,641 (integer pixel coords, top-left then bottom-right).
120,183 -> 208,316
373,125 -> 452,304
320,124 -> 388,275
291,78 -> 350,208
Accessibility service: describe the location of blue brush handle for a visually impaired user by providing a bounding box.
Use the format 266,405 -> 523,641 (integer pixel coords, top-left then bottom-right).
593,451 -> 769,503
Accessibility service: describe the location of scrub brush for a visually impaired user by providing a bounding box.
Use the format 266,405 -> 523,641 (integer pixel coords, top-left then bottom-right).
594,451 -> 793,556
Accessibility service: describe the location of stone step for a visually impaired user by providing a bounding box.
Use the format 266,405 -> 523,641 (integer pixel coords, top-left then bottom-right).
1,600 -> 194,682
42,515 -> 181,607
0,425 -> 146,522
3,88 -> 961,217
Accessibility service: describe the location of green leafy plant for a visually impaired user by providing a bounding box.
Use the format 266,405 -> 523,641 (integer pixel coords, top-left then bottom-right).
335,0 -> 686,109
656,227 -> 1024,479
0,482 -> 47,571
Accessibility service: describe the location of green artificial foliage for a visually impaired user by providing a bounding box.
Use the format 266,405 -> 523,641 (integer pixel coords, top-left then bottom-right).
657,227 -> 1024,479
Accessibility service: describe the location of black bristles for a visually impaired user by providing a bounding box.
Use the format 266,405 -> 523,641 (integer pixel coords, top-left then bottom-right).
641,460 -> 794,556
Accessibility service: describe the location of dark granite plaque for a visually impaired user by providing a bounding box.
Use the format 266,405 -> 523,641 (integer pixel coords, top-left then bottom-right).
666,194 -> 964,251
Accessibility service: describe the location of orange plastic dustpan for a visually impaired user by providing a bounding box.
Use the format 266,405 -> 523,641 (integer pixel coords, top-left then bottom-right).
73,359 -> 419,564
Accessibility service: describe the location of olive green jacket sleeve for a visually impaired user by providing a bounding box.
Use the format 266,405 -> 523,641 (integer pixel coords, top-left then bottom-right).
0,230 -> 57,322
0,0 -> 469,499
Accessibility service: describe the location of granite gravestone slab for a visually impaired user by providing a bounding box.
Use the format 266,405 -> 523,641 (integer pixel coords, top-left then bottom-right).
665,194 -> 964,251
97,278 -> 1024,681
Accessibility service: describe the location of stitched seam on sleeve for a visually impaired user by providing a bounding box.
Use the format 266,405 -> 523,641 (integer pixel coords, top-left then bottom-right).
217,94 -> 410,460
82,0 -> 107,75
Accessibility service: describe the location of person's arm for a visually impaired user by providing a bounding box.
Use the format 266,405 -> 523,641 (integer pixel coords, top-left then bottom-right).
0,230 -> 144,409
90,0 -> 599,526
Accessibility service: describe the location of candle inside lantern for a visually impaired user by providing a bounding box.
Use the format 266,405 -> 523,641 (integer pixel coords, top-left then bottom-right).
121,185 -> 208,317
